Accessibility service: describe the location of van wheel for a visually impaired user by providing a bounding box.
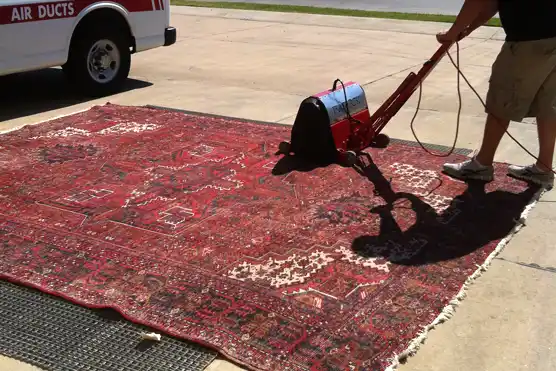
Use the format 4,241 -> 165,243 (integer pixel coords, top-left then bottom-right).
64,27 -> 131,97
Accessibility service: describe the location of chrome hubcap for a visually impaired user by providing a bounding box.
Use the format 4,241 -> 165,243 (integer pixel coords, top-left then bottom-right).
87,39 -> 120,84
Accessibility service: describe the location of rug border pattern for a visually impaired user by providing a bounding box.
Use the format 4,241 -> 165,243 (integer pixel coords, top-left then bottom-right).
0,103 -> 540,371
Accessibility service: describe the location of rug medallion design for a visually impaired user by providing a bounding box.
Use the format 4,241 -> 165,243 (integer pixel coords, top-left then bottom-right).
0,104 -> 537,370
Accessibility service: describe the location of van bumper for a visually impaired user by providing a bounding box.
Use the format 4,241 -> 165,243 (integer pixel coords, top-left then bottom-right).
164,27 -> 177,46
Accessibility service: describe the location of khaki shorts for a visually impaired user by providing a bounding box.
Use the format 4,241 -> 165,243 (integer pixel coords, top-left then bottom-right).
486,36 -> 556,122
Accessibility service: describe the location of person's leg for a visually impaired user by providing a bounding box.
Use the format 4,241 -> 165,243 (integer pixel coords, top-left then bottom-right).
444,39 -> 555,184
442,115 -> 511,183
474,113 -> 510,166
506,113 -> 556,189
536,116 -> 556,171
443,42 -> 522,181
506,38 -> 556,189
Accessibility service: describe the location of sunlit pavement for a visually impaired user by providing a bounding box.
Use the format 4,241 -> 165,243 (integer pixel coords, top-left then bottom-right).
1,6 -> 555,371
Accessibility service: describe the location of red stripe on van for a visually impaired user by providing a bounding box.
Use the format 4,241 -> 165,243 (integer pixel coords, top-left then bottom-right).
0,0 -> 155,25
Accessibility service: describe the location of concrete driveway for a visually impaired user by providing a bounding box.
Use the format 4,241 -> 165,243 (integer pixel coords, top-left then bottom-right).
1,6 -> 555,371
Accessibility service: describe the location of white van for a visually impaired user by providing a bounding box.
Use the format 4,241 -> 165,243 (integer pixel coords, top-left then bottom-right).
0,0 -> 176,96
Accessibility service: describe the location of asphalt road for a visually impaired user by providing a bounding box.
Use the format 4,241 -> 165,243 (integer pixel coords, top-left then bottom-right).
194,0 -> 465,15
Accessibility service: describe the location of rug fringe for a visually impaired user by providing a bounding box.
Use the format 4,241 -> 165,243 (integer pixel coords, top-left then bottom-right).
384,187 -> 545,371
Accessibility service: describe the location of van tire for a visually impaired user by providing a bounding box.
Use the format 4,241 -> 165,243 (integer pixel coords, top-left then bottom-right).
63,27 -> 131,97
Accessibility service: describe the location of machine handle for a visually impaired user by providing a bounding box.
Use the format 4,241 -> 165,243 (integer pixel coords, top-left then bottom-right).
367,41 -> 454,137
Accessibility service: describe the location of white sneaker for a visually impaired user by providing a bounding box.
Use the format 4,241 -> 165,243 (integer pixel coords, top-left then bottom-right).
508,164 -> 554,190
442,158 -> 494,182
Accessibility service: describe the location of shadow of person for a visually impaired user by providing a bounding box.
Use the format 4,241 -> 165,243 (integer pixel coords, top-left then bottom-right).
351,153 -> 541,266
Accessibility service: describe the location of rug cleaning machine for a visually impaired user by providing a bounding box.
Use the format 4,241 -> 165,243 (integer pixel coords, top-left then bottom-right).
279,42 -> 454,166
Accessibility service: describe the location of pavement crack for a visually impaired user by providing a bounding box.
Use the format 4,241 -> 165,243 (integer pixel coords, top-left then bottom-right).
496,257 -> 556,274
274,113 -> 297,124
359,41 -> 486,88
173,16 -> 278,41
361,64 -> 417,88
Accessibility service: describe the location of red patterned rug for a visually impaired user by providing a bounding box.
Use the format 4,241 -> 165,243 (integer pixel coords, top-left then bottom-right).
0,104 -> 540,371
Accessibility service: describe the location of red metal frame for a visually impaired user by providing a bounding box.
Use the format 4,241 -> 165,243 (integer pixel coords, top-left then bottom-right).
338,42 -> 453,153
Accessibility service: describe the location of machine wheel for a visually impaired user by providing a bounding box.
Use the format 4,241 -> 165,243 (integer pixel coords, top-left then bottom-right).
63,25 -> 131,97
343,151 -> 358,167
372,133 -> 390,148
278,141 -> 292,155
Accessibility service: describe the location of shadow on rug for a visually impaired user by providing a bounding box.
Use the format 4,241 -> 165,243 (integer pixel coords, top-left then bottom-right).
0,104 -> 541,371
351,154 -> 538,266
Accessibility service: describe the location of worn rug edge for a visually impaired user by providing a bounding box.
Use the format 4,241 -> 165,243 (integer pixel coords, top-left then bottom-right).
1,102 -> 542,371
384,187 -> 546,371
0,106 -> 97,135
0,273 -> 247,369
0,103 -> 278,371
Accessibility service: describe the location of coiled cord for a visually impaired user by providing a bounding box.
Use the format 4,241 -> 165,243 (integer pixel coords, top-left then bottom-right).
410,40 -> 556,175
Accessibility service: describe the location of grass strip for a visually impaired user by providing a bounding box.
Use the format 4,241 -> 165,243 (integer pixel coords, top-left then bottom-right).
171,1 -> 501,27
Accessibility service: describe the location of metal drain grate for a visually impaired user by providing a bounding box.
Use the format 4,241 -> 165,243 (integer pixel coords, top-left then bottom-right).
388,138 -> 473,156
0,280 -> 217,371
